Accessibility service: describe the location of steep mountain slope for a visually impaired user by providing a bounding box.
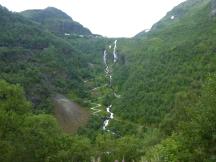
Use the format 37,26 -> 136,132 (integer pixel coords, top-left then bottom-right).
113,0 -> 215,125
0,5 -> 142,162
108,0 -> 216,160
0,5 -> 96,112
1,0 -> 216,161
20,7 -> 92,36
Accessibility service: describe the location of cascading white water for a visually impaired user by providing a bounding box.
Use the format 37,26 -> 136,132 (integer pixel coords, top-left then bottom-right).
102,40 -> 119,131
87,40 -> 120,131
102,105 -> 113,130
113,40 -> 118,63
103,50 -> 108,66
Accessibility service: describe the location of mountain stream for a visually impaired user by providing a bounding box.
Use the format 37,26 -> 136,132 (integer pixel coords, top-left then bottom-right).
87,40 -> 119,132
102,40 -> 118,131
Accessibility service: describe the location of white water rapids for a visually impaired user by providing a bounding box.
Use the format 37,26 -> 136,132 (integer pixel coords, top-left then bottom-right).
113,40 -> 118,63
102,40 -> 119,131
87,40 -> 119,132
102,105 -> 114,131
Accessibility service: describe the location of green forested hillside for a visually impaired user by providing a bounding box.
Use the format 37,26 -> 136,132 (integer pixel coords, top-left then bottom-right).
1,0 -> 216,161
0,5 -> 142,162
0,80 -> 144,162
0,5 -> 103,112
113,0 -> 215,124
21,7 -> 92,36
109,0 -> 216,160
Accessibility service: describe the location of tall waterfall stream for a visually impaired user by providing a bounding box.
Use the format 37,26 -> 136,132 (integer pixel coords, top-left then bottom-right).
102,40 -> 118,131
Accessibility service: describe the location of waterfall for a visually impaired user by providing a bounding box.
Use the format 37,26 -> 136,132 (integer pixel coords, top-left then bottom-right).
102,40 -> 118,131
113,40 -> 118,63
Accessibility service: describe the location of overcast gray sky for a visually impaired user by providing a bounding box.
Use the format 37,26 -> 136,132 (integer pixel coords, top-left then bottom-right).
0,0 -> 186,37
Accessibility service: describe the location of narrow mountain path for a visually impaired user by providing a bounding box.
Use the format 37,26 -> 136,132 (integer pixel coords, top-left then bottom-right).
91,84 -> 107,91
90,103 -> 102,114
